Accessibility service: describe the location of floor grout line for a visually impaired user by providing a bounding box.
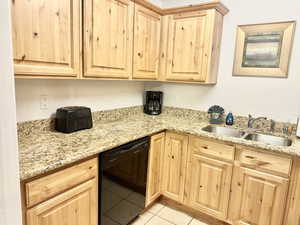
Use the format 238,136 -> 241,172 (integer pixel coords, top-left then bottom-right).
158,206 -> 194,225
129,205 -> 211,225
156,205 -> 165,215
151,215 -> 177,225
187,217 -> 193,225
148,204 -> 165,215
155,214 -> 192,225
143,214 -> 155,225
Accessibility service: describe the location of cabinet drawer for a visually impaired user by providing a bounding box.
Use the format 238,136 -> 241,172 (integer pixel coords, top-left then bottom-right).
189,136 -> 235,161
25,158 -> 98,208
237,148 -> 292,177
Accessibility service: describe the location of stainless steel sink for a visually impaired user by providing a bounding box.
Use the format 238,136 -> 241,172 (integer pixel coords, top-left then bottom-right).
244,133 -> 293,147
202,125 -> 246,138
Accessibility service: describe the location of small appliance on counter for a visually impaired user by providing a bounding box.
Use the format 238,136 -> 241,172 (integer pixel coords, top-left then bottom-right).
55,106 -> 93,133
144,91 -> 163,115
208,105 -> 225,124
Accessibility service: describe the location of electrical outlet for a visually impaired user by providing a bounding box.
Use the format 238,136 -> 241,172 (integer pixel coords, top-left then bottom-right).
40,95 -> 48,110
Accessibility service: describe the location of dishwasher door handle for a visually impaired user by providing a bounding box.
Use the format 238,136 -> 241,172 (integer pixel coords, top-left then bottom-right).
103,138 -> 149,160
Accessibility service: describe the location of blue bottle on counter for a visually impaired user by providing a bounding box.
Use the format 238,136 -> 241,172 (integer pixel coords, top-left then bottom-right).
226,112 -> 234,126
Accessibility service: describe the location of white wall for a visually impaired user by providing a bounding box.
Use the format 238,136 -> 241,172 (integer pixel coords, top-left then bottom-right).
0,0 -> 22,224
146,0 -> 300,122
15,0 -> 300,123
15,79 -> 144,122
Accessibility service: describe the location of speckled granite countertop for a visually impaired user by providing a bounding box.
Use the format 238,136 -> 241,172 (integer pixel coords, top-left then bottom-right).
18,108 -> 300,181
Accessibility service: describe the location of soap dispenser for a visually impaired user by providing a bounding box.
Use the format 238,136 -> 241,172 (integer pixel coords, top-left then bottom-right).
226,112 -> 234,126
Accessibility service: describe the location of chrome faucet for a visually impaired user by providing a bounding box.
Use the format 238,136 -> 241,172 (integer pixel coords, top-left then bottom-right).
270,119 -> 276,133
248,114 -> 267,129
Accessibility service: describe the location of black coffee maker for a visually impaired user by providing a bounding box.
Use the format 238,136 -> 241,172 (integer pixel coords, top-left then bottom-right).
144,91 -> 163,115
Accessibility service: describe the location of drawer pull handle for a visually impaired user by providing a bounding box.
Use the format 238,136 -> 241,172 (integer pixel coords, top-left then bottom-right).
256,161 -> 270,166
202,146 -> 208,150
245,160 -> 270,168
245,155 -> 255,159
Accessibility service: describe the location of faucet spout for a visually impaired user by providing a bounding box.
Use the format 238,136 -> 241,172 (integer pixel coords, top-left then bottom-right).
248,115 -> 267,129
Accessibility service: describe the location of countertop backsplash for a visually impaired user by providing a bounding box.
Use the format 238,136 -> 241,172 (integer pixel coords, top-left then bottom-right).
18,106 -> 296,138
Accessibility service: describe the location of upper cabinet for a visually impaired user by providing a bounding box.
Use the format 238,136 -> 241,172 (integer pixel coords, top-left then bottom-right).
11,0 -> 81,78
133,5 -> 161,80
83,0 -> 134,79
160,9 -> 224,83
11,0 -> 228,83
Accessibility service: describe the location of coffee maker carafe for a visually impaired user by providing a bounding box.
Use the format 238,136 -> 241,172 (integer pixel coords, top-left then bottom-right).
144,91 -> 163,115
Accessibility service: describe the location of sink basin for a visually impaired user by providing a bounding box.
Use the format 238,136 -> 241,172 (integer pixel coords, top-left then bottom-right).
202,125 -> 246,138
244,133 -> 292,147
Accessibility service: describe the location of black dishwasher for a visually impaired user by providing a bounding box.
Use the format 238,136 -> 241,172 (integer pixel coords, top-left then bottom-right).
99,137 -> 150,225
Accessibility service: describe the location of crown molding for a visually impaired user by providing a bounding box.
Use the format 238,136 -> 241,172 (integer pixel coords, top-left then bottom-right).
134,0 -> 229,16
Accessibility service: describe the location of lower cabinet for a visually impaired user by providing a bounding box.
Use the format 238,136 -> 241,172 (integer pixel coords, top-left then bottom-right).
147,132 -> 294,225
185,153 -> 232,221
285,158 -> 300,225
229,166 -> 289,225
146,132 -> 165,206
162,132 -> 189,203
21,133 -> 298,225
23,158 -> 98,225
27,179 -> 98,225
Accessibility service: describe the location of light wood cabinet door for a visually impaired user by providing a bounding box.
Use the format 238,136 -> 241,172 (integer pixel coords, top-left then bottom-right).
11,0 -> 81,78
285,158 -> 300,225
84,0 -> 134,78
146,133 -> 165,206
229,166 -> 289,225
185,154 -> 232,221
133,5 -> 161,80
27,178 -> 98,225
162,132 -> 188,203
164,9 -> 222,83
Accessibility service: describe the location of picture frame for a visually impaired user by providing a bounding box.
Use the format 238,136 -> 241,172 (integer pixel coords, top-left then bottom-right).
233,21 -> 296,77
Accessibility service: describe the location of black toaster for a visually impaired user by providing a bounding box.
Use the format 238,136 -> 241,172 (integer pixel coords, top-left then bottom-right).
55,106 -> 93,133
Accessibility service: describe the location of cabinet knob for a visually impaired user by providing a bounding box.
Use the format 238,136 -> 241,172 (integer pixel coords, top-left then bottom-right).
171,155 -> 174,159
138,52 -> 143,57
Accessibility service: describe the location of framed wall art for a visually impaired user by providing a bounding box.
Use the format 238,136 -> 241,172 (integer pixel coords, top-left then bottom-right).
233,21 -> 296,77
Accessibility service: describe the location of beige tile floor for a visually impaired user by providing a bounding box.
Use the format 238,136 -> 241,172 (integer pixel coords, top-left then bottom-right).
102,177 -> 210,225
130,203 -> 210,225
